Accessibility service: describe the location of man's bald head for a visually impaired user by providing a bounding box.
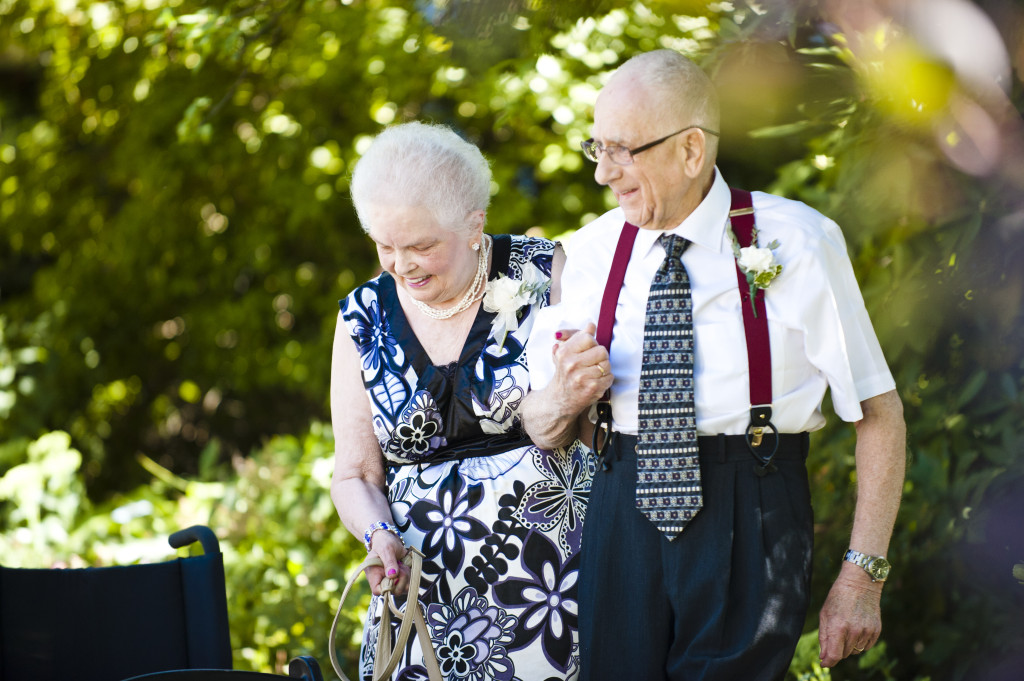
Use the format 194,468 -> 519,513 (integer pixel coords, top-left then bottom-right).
604,50 -> 720,168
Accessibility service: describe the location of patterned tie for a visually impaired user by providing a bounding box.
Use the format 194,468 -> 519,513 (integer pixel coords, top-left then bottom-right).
636,233 -> 702,539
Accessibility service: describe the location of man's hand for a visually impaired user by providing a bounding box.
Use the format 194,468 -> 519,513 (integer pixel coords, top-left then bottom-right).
818,564 -> 883,667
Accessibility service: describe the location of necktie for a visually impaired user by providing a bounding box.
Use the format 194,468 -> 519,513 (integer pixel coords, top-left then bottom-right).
636,233 -> 701,539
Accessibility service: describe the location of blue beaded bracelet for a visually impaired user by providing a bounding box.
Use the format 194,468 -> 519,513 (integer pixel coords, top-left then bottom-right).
363,521 -> 403,553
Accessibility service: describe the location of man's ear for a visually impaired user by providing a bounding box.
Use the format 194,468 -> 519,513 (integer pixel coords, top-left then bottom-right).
679,128 -> 708,179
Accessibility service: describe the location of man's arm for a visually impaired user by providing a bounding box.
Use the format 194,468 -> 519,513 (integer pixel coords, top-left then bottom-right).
522,323 -> 612,449
818,388 -> 906,667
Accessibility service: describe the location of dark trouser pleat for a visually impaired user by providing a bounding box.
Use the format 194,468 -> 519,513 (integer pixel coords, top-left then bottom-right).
580,434 -> 813,681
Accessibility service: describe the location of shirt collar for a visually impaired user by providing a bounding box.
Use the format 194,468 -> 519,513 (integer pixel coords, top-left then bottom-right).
634,167 -> 732,257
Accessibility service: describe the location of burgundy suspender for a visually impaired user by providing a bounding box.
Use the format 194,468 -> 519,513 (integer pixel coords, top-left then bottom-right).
728,188 -> 772,407
593,189 -> 777,466
590,222 -> 638,463
728,189 -> 778,465
595,222 -> 639,395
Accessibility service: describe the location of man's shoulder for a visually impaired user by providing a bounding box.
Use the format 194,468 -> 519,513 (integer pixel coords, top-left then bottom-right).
568,208 -> 626,252
748,191 -> 855,272
751,191 -> 844,244
751,191 -> 829,226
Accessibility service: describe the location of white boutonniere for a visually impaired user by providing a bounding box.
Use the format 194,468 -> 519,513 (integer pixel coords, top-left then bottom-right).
483,265 -> 550,350
728,228 -> 782,317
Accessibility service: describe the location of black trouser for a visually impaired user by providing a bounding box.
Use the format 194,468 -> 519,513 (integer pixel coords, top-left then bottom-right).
579,433 -> 813,681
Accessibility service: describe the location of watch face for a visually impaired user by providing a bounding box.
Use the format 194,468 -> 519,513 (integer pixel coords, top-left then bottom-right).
867,557 -> 891,581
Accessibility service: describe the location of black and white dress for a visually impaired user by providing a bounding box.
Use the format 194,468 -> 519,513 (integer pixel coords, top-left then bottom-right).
340,234 -> 592,681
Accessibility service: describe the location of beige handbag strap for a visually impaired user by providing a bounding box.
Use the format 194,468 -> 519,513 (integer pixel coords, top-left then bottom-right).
329,547 -> 442,681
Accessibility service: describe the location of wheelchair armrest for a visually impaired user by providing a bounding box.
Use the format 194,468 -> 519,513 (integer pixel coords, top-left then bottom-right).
288,656 -> 324,681
168,525 -> 221,555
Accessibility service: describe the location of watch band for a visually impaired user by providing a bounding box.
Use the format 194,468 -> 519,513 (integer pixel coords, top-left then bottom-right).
843,549 -> 891,582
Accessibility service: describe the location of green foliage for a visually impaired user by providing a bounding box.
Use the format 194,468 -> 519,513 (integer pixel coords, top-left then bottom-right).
0,0 -> 733,494
2,1 -> 1024,679
0,431 -> 89,564
789,630 -> 833,681
209,422 -> 368,672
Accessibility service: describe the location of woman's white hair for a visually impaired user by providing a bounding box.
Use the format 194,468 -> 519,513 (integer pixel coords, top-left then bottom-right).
350,121 -> 492,235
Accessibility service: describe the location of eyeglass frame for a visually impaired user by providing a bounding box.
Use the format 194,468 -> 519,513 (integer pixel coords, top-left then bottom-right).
580,125 -> 720,165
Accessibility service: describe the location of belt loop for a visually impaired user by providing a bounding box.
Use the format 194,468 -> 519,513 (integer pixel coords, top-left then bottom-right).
801,432 -> 810,458
716,433 -> 727,463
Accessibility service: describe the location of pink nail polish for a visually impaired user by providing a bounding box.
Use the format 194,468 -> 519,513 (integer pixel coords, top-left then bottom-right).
555,331 -> 563,340
387,568 -> 397,577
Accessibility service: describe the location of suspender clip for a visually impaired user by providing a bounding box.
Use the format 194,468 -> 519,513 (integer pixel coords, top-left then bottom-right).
746,405 -> 779,475
593,401 -> 615,471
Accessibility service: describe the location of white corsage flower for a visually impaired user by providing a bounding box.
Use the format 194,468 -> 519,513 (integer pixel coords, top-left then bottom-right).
738,246 -> 776,274
729,229 -> 782,317
483,266 -> 550,350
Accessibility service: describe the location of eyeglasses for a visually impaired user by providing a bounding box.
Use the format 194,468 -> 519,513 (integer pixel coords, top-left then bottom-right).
580,125 -> 720,165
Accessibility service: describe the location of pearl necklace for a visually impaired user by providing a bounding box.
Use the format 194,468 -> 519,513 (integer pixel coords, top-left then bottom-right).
410,235 -> 491,320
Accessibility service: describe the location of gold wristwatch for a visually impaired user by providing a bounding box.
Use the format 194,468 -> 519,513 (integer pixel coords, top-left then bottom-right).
843,549 -> 891,583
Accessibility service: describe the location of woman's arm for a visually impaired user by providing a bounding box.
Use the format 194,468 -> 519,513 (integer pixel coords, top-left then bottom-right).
523,241 -> 609,449
330,310 -> 409,595
549,240 -> 566,305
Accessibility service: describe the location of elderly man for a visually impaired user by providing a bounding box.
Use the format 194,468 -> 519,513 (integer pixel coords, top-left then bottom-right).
522,50 -> 905,681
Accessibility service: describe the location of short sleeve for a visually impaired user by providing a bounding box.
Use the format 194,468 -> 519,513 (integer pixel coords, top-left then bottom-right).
525,228 -> 608,392
782,218 -> 895,422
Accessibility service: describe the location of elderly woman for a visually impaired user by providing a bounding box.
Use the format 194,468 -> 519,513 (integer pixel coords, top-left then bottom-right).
330,121 -> 590,680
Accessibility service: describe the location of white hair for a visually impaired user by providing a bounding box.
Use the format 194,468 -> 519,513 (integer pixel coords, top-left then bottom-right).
617,50 -> 721,159
350,121 -> 492,235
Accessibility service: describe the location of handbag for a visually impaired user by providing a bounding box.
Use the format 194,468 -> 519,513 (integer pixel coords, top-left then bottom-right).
329,546 -> 442,681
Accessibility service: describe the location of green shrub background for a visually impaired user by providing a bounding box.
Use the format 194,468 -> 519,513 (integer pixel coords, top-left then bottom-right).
2,1 -> 1023,679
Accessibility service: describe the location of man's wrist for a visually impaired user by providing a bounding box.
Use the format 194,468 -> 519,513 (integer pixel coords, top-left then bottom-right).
836,562 -> 885,594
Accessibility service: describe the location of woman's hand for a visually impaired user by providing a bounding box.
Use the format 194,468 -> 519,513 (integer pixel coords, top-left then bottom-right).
366,530 -> 411,596
550,323 -> 613,410
521,322 -> 612,450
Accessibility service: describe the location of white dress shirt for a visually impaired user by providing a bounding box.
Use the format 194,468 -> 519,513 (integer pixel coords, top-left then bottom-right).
527,169 -> 896,436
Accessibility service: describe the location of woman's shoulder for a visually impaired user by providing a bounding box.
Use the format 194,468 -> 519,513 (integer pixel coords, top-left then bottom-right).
505,233 -> 555,273
507,232 -> 554,249
339,272 -> 389,317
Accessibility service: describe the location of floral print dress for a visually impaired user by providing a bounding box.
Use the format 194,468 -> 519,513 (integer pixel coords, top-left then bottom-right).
340,234 -> 593,681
